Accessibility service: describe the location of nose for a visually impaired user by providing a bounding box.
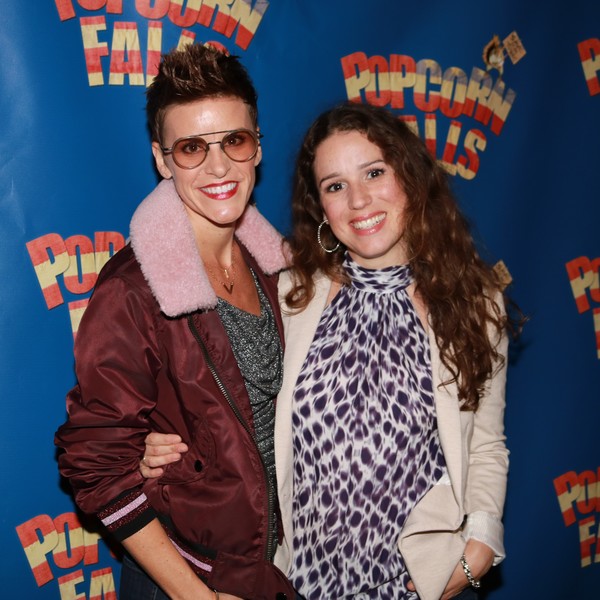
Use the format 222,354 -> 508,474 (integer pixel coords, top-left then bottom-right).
348,182 -> 371,210
203,142 -> 231,178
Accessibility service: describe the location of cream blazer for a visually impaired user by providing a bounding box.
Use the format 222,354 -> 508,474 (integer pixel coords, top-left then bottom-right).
274,270 -> 509,600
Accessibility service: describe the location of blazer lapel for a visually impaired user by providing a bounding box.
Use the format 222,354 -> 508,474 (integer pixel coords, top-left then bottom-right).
274,271 -> 331,574
429,328 -> 464,509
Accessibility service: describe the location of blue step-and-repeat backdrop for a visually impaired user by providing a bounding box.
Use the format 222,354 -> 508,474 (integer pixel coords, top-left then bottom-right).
1,1 -> 598,598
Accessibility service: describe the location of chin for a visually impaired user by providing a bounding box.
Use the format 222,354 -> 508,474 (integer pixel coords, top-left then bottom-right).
212,208 -> 248,226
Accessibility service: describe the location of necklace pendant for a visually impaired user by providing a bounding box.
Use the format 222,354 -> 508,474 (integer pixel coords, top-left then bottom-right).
222,281 -> 234,294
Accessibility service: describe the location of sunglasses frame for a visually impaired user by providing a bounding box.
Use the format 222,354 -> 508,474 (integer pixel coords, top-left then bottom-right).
160,128 -> 263,170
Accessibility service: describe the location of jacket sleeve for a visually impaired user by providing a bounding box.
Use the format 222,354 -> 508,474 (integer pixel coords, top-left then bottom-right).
462,296 -> 510,564
55,271 -> 162,541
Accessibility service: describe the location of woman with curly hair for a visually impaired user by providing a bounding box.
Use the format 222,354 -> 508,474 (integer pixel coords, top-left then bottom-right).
144,102 -> 516,600
275,101 -> 511,600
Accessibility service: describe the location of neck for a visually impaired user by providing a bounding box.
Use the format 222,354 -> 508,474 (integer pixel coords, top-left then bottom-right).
200,237 -> 236,268
201,237 -> 241,295
183,205 -> 239,267
193,224 -> 237,268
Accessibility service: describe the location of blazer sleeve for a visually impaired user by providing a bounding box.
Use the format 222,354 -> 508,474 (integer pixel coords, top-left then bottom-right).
462,297 -> 510,563
55,272 -> 162,541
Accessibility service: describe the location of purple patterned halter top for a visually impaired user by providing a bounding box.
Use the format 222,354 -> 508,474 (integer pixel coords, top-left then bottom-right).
290,254 -> 447,599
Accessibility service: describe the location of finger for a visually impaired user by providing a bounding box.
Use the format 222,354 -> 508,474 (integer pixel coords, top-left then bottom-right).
141,467 -> 164,479
139,459 -> 164,479
145,443 -> 189,458
406,580 -> 415,591
143,451 -> 183,468
145,432 -> 184,446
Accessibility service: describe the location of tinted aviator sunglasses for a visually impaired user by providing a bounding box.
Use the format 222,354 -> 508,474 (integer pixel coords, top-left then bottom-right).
160,128 -> 263,169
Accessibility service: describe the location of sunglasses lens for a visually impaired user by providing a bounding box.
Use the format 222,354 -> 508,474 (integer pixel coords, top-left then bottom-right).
173,137 -> 208,168
169,130 -> 259,168
222,130 -> 258,162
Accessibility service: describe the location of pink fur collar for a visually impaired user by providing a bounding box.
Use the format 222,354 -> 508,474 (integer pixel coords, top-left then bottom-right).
130,179 -> 288,317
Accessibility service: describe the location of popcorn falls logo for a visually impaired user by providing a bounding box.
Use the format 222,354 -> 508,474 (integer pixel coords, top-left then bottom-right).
26,231 -> 125,337
578,38 -> 600,96
16,512 -> 117,599
340,32 -> 526,181
566,256 -> 600,358
554,468 -> 600,568
54,0 -> 269,86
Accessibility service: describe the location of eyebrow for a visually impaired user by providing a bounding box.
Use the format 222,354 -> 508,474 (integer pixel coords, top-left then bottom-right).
318,159 -> 385,187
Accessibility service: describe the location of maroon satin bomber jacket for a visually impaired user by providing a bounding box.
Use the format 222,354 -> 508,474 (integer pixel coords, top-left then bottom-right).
55,182 -> 293,599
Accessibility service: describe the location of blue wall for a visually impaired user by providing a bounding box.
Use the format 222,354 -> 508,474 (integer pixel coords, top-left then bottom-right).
2,1 -> 598,598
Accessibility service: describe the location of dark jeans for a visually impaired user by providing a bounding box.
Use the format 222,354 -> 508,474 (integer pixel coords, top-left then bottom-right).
120,555 -> 478,600
119,554 -> 171,600
121,554 -> 300,600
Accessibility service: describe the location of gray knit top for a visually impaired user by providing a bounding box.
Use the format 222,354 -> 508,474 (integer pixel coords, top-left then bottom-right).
216,271 -> 283,541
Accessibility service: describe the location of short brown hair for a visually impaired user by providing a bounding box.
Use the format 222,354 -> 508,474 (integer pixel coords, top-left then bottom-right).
146,44 -> 258,143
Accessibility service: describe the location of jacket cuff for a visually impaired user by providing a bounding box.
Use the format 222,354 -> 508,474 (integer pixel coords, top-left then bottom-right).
462,511 -> 506,565
97,489 -> 157,542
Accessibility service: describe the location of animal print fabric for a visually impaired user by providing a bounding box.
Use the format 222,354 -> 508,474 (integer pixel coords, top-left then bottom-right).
290,255 -> 447,599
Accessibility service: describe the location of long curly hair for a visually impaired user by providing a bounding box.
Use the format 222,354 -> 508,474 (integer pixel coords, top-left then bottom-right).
285,102 -> 513,411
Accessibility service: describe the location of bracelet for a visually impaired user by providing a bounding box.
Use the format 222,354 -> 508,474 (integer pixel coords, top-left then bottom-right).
212,589 -> 220,600
460,554 -> 481,589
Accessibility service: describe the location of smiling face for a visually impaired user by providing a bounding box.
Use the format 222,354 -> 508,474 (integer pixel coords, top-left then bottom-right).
152,96 -> 261,235
314,130 -> 409,269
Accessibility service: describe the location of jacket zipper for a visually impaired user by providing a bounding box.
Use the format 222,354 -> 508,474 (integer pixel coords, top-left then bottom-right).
187,316 -> 276,562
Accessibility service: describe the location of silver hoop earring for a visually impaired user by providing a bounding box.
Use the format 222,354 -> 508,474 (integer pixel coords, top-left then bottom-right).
317,219 -> 340,253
